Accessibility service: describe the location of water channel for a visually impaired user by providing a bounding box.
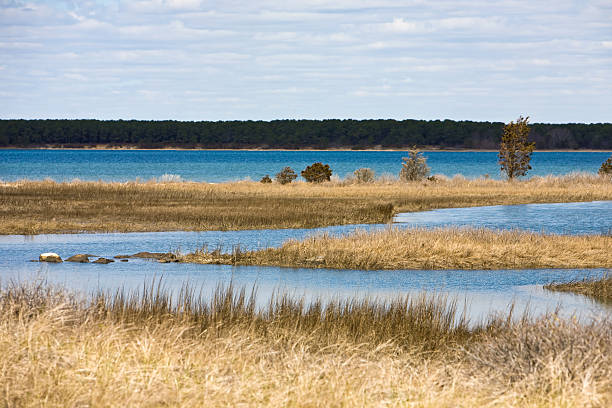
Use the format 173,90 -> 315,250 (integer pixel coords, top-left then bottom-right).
1,201 -> 610,325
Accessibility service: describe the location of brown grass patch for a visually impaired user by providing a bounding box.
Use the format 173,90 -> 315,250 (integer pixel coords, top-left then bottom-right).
184,226 -> 612,270
545,275 -> 612,304
0,281 -> 610,407
1,173 -> 610,234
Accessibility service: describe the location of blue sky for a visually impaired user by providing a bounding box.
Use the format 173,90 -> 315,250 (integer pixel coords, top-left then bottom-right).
1,0 -> 610,123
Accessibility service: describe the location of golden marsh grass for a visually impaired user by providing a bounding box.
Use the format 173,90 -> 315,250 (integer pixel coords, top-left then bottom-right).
1,281 -> 610,407
184,226 -> 612,270
1,172 -> 610,234
545,275 -> 612,304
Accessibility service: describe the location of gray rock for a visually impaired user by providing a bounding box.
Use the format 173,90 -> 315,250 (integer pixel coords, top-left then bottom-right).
66,254 -> 90,263
39,253 -> 62,263
129,252 -> 169,259
93,257 -> 114,264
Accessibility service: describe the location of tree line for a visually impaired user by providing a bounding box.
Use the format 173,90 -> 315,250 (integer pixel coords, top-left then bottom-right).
0,119 -> 610,149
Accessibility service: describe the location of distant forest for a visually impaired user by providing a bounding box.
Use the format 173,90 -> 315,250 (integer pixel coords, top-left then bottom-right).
1,119 -> 610,149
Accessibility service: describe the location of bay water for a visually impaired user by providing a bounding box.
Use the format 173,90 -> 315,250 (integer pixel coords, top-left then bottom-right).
1,149 -> 610,182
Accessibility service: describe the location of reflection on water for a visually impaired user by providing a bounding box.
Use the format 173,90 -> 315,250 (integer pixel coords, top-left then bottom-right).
1,201 -> 611,324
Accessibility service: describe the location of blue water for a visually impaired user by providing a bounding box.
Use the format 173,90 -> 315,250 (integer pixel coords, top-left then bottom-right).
1,150 -> 610,182
3,262 -> 609,325
0,202 -> 610,323
394,201 -> 612,235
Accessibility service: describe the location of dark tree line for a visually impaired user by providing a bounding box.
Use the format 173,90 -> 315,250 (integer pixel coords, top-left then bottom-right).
0,119 -> 610,149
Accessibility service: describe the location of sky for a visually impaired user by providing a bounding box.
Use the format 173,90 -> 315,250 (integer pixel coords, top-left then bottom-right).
0,0 -> 611,123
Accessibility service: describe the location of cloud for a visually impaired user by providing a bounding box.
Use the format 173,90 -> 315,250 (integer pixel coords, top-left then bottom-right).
0,0 -> 610,122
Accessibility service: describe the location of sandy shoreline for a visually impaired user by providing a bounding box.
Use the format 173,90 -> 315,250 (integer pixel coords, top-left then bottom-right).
1,145 -> 610,153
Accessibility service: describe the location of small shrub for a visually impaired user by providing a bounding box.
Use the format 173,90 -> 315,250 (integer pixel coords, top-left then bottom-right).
399,147 -> 430,182
353,168 -> 375,183
599,155 -> 612,177
275,167 -> 297,185
260,175 -> 272,184
301,162 -> 332,183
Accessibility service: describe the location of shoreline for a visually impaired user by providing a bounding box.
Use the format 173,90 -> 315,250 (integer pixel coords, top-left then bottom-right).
1,145 -> 611,153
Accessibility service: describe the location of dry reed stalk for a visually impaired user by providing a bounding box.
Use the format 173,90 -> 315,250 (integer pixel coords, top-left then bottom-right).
0,281 -> 609,407
184,226 -> 612,270
1,173 -> 610,234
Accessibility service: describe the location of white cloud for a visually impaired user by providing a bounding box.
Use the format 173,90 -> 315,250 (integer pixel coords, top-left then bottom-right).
381,18 -> 424,33
0,0 -> 610,122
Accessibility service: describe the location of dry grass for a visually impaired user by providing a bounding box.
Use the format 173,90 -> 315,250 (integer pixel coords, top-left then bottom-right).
1,173 -> 610,234
0,281 -> 610,407
184,226 -> 612,270
545,275 -> 612,304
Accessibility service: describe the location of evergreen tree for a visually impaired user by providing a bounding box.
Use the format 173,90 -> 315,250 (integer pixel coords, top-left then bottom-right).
399,147 -> 430,181
498,116 -> 536,180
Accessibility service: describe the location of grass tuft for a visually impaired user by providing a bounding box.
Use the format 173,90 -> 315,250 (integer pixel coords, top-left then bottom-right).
545,275 -> 612,304
1,280 -> 610,406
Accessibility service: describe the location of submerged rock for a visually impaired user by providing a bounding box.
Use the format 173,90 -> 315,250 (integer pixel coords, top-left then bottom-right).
39,253 -> 62,263
93,257 -> 114,264
159,253 -> 180,263
115,252 -> 179,262
131,251 -> 174,259
66,254 -> 90,263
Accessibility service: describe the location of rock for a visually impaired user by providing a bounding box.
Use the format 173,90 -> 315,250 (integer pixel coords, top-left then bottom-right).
39,253 -> 62,263
159,253 -> 179,263
126,252 -> 172,259
115,252 -> 179,261
66,254 -> 90,263
158,256 -> 180,263
93,257 -> 114,264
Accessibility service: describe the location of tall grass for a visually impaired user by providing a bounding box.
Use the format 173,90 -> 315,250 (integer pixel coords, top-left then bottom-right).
1,173 -> 610,234
82,280 -> 476,352
545,275 -> 612,304
1,280 -> 610,407
184,226 -> 612,270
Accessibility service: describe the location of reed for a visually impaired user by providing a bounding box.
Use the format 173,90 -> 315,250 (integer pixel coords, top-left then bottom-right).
184,226 -> 612,270
1,281 -> 609,407
1,173 -> 610,234
545,275 -> 612,304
